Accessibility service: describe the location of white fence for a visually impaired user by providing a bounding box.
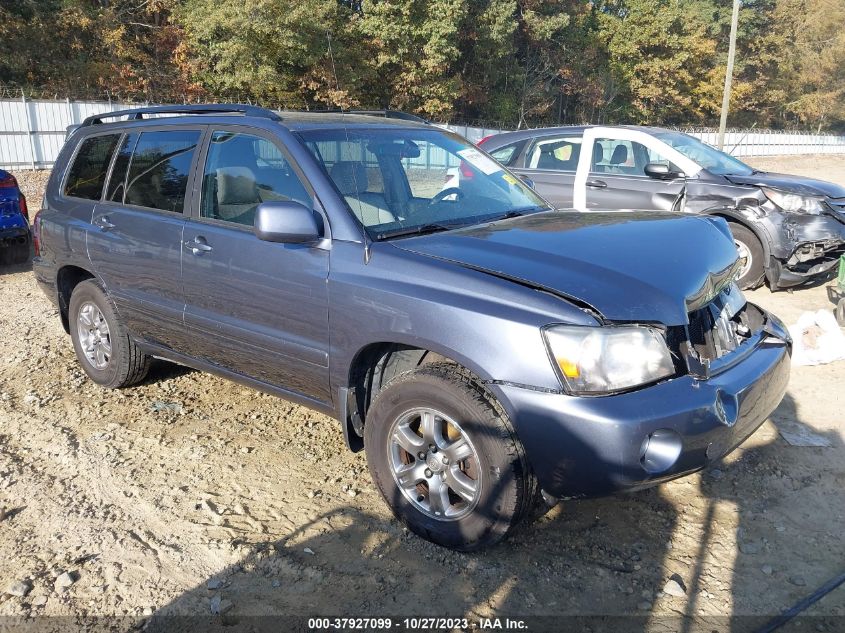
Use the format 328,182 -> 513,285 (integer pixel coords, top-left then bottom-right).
686,129 -> 845,157
0,98 -> 136,170
2,97 -> 845,170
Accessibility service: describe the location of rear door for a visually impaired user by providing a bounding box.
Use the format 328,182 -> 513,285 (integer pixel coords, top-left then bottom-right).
573,127 -> 701,211
180,126 -> 331,404
509,133 -> 584,208
87,127 -> 203,349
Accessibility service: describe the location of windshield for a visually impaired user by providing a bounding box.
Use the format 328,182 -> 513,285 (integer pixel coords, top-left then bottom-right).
298,127 -> 550,239
652,131 -> 754,176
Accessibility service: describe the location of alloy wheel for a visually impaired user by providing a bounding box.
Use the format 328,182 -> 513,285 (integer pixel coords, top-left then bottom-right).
387,407 -> 481,521
735,239 -> 752,279
76,302 -> 112,370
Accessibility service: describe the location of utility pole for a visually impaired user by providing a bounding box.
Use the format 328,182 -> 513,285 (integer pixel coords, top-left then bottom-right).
718,0 -> 741,150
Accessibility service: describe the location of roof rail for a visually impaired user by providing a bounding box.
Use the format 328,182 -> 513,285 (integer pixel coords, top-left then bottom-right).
347,109 -> 430,124
80,104 -> 282,127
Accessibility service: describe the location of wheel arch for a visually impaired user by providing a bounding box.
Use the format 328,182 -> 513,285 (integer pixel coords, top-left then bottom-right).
56,265 -> 96,333
339,341 -> 490,452
707,211 -> 771,261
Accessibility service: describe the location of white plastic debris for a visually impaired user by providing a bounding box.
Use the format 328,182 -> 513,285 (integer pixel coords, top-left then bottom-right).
788,310 -> 845,366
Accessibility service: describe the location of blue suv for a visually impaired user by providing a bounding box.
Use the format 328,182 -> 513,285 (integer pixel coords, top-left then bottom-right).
33,105 -> 791,550
0,169 -> 30,265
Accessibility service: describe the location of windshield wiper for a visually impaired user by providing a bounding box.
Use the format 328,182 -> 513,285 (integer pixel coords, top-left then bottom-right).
375,222 -> 464,241
484,205 -> 550,222
376,206 -> 550,240
505,205 -> 549,216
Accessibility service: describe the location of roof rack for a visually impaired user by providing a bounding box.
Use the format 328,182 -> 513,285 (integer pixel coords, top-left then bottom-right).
347,109 -> 429,123
80,104 -> 282,127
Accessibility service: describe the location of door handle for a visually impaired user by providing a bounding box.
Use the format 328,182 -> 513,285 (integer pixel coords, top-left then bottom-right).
93,216 -> 116,231
184,237 -> 213,255
586,179 -> 607,189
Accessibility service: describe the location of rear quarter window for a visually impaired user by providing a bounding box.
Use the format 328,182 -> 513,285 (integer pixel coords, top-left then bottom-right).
488,143 -> 521,166
64,134 -> 120,200
526,136 -> 583,171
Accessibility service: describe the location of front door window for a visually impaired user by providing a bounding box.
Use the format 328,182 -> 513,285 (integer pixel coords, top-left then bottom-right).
591,138 -> 681,176
201,131 -> 313,226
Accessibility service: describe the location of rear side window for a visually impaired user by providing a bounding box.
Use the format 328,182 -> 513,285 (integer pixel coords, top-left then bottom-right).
124,130 -> 200,213
526,136 -> 582,171
64,134 -> 120,200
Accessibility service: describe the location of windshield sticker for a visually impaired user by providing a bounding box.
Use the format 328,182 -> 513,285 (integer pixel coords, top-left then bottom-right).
458,148 -> 502,175
501,173 -> 519,185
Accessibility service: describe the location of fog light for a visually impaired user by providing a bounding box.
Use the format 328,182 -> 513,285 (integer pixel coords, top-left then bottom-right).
640,429 -> 683,474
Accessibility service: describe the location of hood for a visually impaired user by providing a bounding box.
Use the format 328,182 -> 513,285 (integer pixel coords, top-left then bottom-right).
726,172 -> 845,199
393,211 -> 740,325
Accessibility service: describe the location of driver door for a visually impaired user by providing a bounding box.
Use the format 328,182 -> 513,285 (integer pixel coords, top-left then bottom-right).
573,128 -> 700,212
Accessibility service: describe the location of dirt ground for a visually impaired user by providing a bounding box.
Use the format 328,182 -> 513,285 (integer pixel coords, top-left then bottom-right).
0,156 -> 844,631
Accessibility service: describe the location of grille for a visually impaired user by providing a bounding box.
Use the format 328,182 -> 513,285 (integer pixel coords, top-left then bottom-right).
685,286 -> 762,363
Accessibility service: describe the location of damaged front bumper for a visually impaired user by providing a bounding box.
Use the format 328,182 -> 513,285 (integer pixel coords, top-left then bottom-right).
490,306 -> 791,499
767,211 -> 845,288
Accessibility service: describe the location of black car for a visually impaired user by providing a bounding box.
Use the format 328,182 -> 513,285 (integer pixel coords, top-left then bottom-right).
479,125 -> 845,290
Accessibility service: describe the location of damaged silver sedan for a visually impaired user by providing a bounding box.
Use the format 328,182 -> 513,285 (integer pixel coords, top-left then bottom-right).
479,126 -> 845,290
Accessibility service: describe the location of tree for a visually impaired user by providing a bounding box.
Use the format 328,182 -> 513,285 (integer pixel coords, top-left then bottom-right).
2,0 -> 845,130
175,0 -> 366,108
596,0 -> 717,124
355,0 -> 468,118
774,0 -> 845,131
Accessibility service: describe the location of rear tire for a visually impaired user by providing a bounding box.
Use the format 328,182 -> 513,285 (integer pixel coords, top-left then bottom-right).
69,279 -> 151,388
729,223 -> 765,290
364,363 -> 538,551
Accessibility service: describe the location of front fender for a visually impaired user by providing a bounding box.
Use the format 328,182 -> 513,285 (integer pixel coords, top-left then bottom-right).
327,241 -> 596,409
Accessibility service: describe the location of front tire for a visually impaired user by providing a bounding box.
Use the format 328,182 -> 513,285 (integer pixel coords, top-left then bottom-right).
364,363 -> 538,551
730,223 -> 765,290
69,279 -> 151,388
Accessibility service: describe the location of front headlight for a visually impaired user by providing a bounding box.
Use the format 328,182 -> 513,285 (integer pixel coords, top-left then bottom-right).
544,325 -> 676,395
762,187 -> 825,215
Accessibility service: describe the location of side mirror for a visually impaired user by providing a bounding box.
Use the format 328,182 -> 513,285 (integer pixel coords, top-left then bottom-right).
644,163 -> 685,180
519,175 -> 535,189
254,201 -> 321,244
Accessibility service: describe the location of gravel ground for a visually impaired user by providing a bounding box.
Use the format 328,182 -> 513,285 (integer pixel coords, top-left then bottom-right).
1,157 -> 844,630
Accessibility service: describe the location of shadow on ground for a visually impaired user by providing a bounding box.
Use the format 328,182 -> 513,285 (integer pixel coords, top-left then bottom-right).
139,388 -> 844,633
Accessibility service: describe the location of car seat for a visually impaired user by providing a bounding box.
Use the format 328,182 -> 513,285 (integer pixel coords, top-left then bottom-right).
330,161 -> 395,226
216,166 -> 261,222
606,144 -> 630,174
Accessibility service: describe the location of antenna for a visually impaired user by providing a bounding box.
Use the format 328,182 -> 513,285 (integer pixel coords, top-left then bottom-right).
326,31 -> 344,113
325,30 -> 371,261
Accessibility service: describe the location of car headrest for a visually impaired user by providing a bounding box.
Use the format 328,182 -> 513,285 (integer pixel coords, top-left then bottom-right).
593,143 -> 605,164
610,144 -> 628,165
216,167 -> 259,205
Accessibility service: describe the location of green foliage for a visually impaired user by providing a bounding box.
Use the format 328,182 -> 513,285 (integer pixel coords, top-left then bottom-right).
356,0 -> 468,117
1,0 -> 844,130
177,0 -> 358,107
